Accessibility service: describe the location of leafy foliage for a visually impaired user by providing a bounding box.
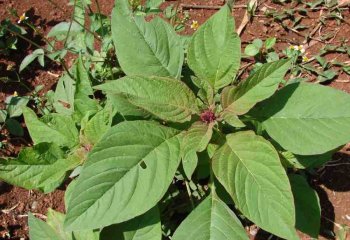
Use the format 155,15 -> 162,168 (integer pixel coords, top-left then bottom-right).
2,1 -> 350,239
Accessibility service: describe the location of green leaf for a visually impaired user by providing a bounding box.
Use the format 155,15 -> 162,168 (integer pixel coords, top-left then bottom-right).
251,82 -> 350,155
5,118 -> 23,136
23,107 -> 79,148
6,96 -> 29,118
65,180 -> 78,209
75,57 -> 93,96
0,110 -> 7,123
221,59 -> 290,115
244,44 -> 260,56
0,143 -> 77,193
38,152 -> 81,192
29,213 -> 61,240
266,52 -> 279,62
29,209 -> 99,240
80,107 -> 113,145
172,194 -> 248,240
212,131 -> 297,239
146,0 -> 165,9
252,39 -> 263,49
289,174 -> 321,238
106,93 -> 151,119
19,49 -> 45,72
280,150 -> 334,169
112,0 -> 184,78
54,73 -> 75,115
187,5 -> 241,90
95,76 -> 198,122
181,122 -> 213,179
74,58 -> 99,120
47,22 -> 82,40
221,111 -> 246,128
46,209 -> 73,240
64,121 -> 182,230
264,37 -> 276,50
317,69 -> 337,82
100,207 -> 161,240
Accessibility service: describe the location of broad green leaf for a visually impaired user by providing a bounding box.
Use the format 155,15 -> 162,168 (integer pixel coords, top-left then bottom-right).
64,121 -> 182,230
112,0 -> 184,78
221,59 -> 290,115
29,213 -> 61,240
289,174 -> 321,238
0,143 -> 73,193
95,76 -> 198,122
280,150 -> 334,169
46,209 -> 73,240
182,121 -> 213,179
187,5 -> 241,90
47,22 -> 82,40
80,107 -> 113,145
23,107 -> 79,148
212,131 -> 297,240
46,209 -> 100,240
250,82 -> 350,155
65,179 -> 78,209
107,93 -> 151,119
100,207 -> 161,240
29,210 -> 99,240
172,194 -> 248,240
38,152 -> 81,191
73,230 -> 100,240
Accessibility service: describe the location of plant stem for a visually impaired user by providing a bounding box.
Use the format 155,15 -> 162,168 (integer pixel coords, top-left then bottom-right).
94,0 -> 105,37
64,0 -> 77,47
45,0 -> 102,41
185,180 -> 195,209
5,26 -> 74,79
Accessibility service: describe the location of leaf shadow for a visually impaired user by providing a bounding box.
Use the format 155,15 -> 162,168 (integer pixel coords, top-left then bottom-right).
314,185 -> 336,239
316,152 -> 350,192
0,181 -> 13,196
249,82 -> 300,121
99,208 -> 160,240
252,181 -> 336,239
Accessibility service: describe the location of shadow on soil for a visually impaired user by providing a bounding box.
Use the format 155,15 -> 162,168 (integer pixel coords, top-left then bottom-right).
0,7 -> 61,97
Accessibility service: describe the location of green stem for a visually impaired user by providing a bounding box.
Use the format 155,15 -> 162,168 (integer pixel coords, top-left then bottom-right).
94,0 -> 105,37
5,26 -> 73,79
64,0 -> 77,47
185,180 -> 195,209
45,0 -> 101,41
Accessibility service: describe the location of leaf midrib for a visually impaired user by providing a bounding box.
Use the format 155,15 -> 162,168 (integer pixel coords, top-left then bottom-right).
67,131 -> 181,227
225,142 -> 286,222
128,15 -> 173,76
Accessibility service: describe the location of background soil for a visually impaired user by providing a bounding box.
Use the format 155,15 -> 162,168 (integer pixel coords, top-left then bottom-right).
0,0 -> 350,239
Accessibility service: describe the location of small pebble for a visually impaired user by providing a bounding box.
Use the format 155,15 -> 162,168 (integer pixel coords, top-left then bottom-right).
31,201 -> 38,210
